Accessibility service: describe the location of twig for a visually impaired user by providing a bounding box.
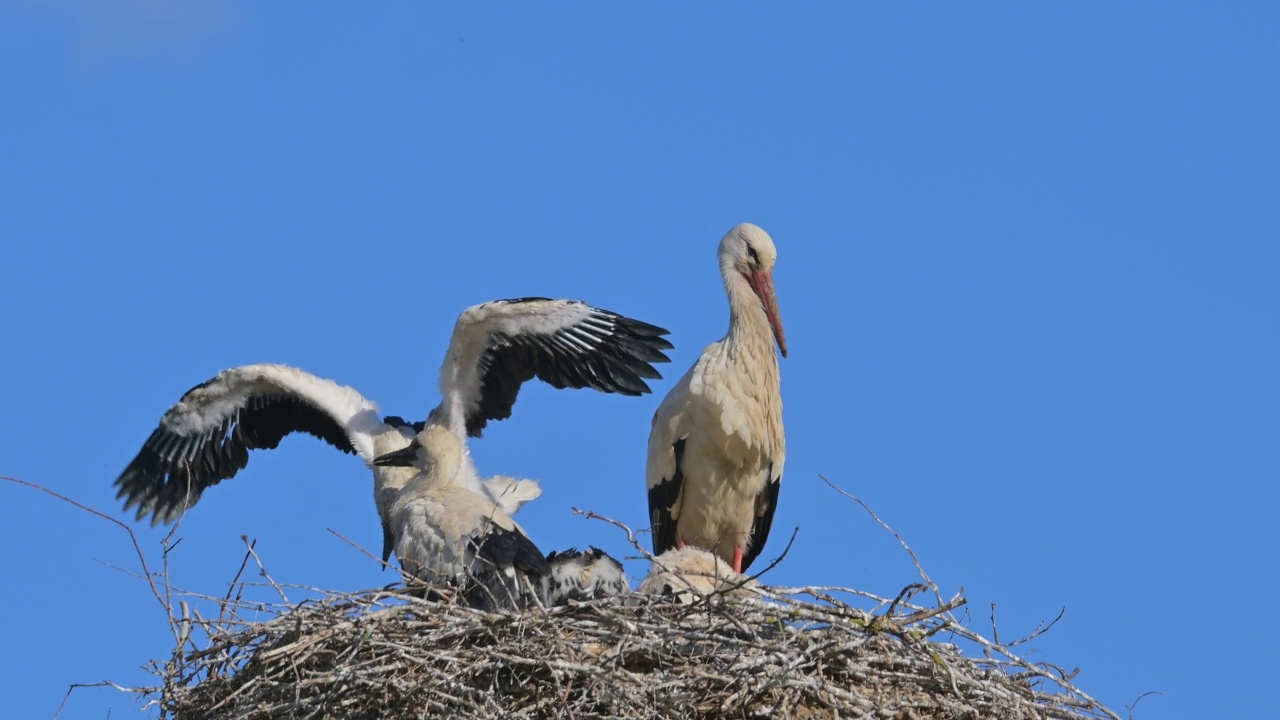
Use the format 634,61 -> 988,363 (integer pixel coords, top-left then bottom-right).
818,474 -> 945,606
51,681 -> 144,720
327,527 -> 394,571
742,526 -> 799,584
572,507 -> 658,563
892,594 -> 968,630
991,602 -> 1001,648
1009,607 -> 1067,647
1,475 -> 168,616
240,535 -> 290,605
1125,690 -> 1162,720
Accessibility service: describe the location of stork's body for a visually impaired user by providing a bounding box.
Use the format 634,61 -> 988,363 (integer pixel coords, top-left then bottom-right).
647,223 -> 787,574
374,426 -> 549,610
115,298 -> 673,566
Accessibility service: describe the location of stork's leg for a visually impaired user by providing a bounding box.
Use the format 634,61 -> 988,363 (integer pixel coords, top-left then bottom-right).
732,546 -> 744,574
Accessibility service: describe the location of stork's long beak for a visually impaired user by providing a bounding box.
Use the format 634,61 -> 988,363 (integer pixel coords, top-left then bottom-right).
747,270 -> 788,358
372,445 -> 417,467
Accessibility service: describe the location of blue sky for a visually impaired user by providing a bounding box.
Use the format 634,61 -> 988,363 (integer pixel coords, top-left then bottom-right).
2,3 -> 1276,718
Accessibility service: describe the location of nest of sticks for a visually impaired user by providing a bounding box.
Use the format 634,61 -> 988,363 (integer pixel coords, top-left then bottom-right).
5,473 -> 1124,720
137,522 -> 1122,720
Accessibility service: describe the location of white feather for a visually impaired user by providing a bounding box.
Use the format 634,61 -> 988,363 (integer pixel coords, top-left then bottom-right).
162,363 -> 385,462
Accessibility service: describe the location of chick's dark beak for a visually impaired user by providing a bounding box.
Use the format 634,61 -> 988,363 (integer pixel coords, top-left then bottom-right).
372,445 -> 417,467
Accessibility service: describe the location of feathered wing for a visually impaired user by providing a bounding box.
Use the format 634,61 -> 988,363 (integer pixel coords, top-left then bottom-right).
646,366 -> 696,556
437,297 -> 674,437
466,519 -> 552,610
741,463 -> 782,572
115,364 -> 386,526
541,547 -> 629,605
646,437 -> 686,556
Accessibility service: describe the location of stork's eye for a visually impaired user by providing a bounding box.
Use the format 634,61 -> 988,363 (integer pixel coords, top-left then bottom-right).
746,245 -> 760,265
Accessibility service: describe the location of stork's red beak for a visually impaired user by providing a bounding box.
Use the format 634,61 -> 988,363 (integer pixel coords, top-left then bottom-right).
747,270 -> 787,358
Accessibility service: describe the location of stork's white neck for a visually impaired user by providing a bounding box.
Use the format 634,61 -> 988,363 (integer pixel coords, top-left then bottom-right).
721,264 -> 777,357
433,446 -> 465,489
430,394 -> 469,439
423,404 -> 490,498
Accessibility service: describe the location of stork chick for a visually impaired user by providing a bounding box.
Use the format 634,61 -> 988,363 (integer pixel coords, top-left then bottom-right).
374,425 -> 549,611
540,547 -> 630,605
637,547 -> 756,604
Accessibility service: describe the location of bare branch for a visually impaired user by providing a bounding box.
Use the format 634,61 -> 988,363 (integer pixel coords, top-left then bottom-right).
327,526 -> 394,571
240,535 -> 290,606
1126,690 -> 1163,720
1,475 -> 168,616
818,474 -> 946,606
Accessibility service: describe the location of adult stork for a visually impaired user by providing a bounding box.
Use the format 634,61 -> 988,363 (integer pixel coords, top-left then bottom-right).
115,298 -> 673,559
646,223 -> 786,574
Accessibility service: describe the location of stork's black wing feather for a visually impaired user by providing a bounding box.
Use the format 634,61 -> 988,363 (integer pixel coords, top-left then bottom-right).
647,437 -> 686,556
382,416 -> 426,434
472,525 -> 551,578
466,301 -> 674,436
464,524 -> 551,610
740,466 -> 782,573
115,372 -> 361,527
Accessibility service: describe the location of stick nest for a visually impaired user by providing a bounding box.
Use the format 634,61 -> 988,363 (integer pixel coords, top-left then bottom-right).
149,580 -> 1119,720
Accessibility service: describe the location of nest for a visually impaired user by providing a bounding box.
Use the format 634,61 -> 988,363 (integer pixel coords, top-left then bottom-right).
145,577 -> 1120,720
5,474 -> 1121,720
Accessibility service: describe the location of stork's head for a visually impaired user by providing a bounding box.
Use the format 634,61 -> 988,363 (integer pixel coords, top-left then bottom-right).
719,223 -> 787,358
372,425 -> 463,481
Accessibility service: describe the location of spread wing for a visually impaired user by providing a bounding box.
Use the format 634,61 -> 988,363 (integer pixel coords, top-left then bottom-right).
114,363 -> 386,526
436,298 -> 673,437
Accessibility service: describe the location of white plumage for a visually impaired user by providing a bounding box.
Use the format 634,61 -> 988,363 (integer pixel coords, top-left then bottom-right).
636,547 -> 756,604
374,426 -> 549,610
114,297 -> 672,562
646,223 -> 787,574
540,547 -> 630,606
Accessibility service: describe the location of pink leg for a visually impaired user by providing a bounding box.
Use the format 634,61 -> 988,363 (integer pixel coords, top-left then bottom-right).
677,538 -> 686,550
732,546 -> 744,574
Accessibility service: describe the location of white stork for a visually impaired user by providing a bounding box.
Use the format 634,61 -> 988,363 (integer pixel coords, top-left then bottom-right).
636,547 -> 756,604
646,223 -> 786,574
114,298 -> 674,564
540,546 -> 630,605
372,425 -> 549,610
